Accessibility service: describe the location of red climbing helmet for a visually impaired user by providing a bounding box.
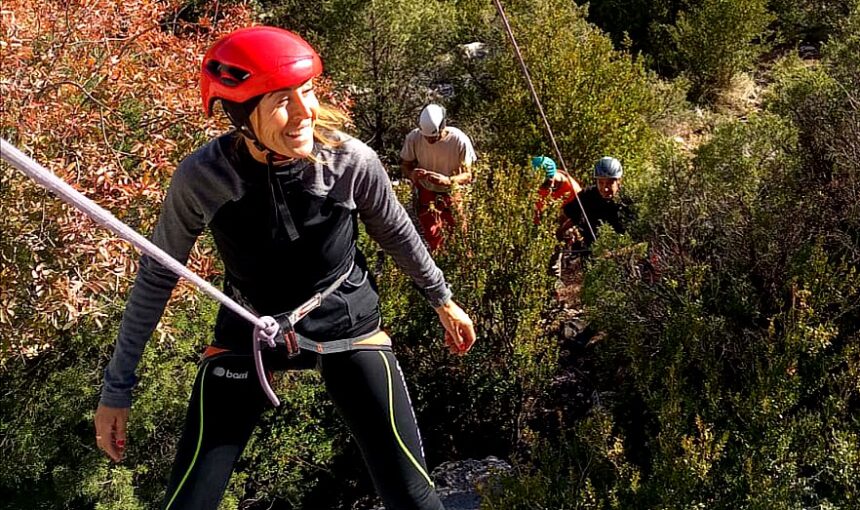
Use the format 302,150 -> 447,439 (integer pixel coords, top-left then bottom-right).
201,26 -> 323,116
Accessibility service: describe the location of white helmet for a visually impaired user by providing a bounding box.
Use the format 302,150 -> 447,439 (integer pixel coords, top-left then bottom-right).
418,104 -> 447,137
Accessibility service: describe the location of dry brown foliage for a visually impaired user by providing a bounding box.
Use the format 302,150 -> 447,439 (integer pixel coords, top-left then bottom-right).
0,1 -> 256,357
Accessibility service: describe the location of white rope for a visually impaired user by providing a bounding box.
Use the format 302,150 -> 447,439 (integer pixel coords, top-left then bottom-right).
2,138 -> 284,406
491,0 -> 597,241
0,138 -> 266,328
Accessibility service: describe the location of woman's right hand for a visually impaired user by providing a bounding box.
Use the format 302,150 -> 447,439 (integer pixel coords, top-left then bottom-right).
94,404 -> 129,462
434,300 -> 476,355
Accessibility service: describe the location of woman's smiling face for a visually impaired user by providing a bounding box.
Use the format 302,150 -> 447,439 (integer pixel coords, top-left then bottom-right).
249,79 -> 319,159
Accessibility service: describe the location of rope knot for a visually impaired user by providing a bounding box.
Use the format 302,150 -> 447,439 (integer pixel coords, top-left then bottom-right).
254,316 -> 279,349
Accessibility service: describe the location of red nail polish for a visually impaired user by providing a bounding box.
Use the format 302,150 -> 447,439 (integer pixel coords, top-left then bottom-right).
116,439 -> 126,448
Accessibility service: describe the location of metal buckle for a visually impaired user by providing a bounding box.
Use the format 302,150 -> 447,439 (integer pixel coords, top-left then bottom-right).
276,316 -> 301,358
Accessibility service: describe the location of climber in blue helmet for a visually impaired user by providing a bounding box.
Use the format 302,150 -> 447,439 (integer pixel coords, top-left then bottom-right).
560,156 -> 631,247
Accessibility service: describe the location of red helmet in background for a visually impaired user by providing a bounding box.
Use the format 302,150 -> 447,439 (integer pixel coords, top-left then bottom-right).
201,26 -> 323,116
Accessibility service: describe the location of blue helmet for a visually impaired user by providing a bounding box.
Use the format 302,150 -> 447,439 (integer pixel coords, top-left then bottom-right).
594,157 -> 623,179
531,156 -> 557,179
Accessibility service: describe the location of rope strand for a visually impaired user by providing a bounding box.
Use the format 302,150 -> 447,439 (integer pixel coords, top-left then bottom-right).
491,0 -> 597,241
0,138 -> 265,329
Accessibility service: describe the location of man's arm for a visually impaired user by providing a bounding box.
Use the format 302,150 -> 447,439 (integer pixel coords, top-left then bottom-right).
452,128 -> 477,187
450,164 -> 473,186
401,158 -> 418,184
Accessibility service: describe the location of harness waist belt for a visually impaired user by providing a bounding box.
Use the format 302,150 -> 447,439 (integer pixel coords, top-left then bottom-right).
296,328 -> 390,354
232,261 -> 378,356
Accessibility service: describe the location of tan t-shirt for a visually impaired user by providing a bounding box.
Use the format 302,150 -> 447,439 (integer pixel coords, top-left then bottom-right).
400,126 -> 477,192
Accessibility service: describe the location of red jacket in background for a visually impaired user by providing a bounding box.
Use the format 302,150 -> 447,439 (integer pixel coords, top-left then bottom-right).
534,170 -> 583,223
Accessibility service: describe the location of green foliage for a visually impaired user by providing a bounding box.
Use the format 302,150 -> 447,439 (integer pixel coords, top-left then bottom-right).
768,0 -> 856,44
0,297 -> 359,509
767,4 -> 860,182
583,0 -> 773,102
0,299 -> 212,509
481,19 -> 859,504
575,0 -> 685,59
482,408 -> 643,509
582,0 -> 855,68
664,0 -> 773,102
258,0 -> 458,158
364,158 -> 559,460
455,0 -> 667,183
485,100 -> 859,508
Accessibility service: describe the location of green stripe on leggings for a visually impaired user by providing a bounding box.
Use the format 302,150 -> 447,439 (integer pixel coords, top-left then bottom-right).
377,351 -> 434,488
164,366 -> 207,509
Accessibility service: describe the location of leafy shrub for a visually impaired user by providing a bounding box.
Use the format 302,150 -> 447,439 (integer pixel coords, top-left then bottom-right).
482,107 -> 859,507
482,407 -> 643,510
481,18 -> 859,502
767,5 -> 860,183
575,0 -> 685,60
455,0 -> 668,182
663,0 -> 773,102
582,0 -> 773,103
768,0 -> 856,44
363,157 -> 559,462
0,301 -> 206,509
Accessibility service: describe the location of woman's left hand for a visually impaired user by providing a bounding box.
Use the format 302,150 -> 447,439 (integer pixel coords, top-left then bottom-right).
434,300 -> 476,355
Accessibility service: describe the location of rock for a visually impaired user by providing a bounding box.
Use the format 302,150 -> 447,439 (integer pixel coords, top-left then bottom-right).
433,456 -> 513,509
799,45 -> 818,59
460,42 -> 488,60
363,456 -> 513,510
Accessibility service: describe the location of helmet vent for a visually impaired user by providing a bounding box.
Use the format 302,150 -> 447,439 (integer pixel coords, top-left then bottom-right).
206,60 -> 251,88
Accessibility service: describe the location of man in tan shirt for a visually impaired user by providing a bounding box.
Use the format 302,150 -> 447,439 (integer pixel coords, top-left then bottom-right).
400,103 -> 476,251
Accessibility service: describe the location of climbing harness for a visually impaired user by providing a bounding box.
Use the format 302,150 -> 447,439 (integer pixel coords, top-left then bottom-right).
232,261 -> 389,356
0,138 -> 352,407
491,0 -> 597,241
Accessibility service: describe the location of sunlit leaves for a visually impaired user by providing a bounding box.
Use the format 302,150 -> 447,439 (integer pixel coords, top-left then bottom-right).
0,0 -> 252,356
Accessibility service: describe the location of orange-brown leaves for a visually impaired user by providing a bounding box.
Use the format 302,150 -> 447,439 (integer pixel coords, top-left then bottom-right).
1,1 -> 254,355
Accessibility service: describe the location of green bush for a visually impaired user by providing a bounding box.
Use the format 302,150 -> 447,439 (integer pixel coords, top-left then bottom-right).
767,5 -> 860,182
0,300 -> 209,509
451,0 -> 670,185
575,0 -> 684,61
0,294 -> 364,509
663,0 -> 773,102
481,18 -> 859,500
482,108 -> 859,507
482,407 -> 643,510
582,0 -> 854,75
768,0 -> 856,44
363,157 -> 560,462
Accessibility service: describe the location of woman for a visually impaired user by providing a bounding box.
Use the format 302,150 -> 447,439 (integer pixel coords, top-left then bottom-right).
94,26 -> 475,510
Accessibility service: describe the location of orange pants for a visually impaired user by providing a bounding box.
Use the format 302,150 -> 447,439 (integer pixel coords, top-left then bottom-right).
416,186 -> 460,252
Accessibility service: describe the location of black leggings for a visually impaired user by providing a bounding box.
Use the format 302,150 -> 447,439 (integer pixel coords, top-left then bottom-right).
160,348 -> 444,510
